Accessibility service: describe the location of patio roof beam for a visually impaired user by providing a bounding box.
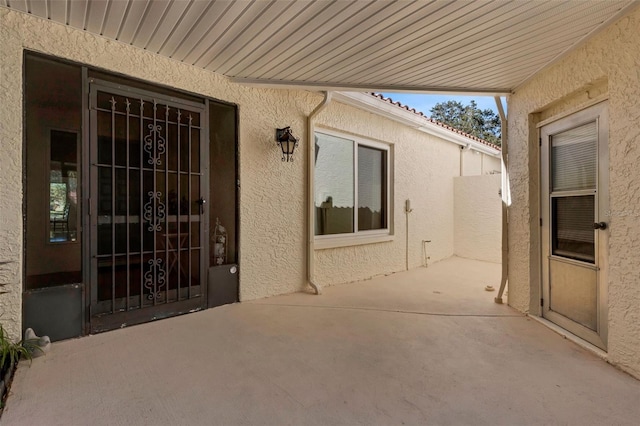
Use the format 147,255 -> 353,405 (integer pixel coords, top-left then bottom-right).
228,77 -> 512,97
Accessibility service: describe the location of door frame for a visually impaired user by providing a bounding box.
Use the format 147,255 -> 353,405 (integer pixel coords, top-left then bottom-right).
540,101 -> 609,350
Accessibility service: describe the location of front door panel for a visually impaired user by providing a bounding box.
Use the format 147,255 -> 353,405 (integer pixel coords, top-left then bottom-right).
541,102 -> 609,349
89,81 -> 208,332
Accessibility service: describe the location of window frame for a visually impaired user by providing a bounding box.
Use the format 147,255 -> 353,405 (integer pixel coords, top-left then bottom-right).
314,128 -> 393,249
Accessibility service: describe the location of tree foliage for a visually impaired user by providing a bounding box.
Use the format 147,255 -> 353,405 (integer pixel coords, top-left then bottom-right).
430,100 -> 501,146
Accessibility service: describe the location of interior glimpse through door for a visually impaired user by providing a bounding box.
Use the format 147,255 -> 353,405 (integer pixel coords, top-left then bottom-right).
541,102 -> 609,350
89,81 -> 208,332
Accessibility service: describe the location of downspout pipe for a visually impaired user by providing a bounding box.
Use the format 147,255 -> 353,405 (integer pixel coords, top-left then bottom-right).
307,91 -> 333,295
494,96 -> 509,304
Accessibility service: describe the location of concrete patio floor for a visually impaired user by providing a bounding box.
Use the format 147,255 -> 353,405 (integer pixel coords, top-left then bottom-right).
3,256 -> 640,425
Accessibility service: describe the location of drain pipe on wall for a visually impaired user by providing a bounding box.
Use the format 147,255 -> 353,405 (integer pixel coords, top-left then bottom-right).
306,91 -> 333,295
494,96 -> 509,304
405,199 -> 413,270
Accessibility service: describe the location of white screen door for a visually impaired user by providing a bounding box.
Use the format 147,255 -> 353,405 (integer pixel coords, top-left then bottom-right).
541,102 -> 609,350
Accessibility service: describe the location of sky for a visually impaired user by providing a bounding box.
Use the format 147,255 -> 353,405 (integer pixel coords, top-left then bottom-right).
379,93 -> 501,117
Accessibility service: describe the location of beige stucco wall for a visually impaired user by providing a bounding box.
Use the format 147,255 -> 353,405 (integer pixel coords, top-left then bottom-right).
313,103 -> 461,286
0,8 -> 490,339
454,175 -> 502,263
508,4 -> 640,378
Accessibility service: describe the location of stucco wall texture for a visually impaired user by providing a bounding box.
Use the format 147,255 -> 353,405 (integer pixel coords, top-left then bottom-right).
461,151 -> 501,176
508,5 -> 640,378
0,9 -> 499,339
313,103 -> 462,286
454,175 -> 502,264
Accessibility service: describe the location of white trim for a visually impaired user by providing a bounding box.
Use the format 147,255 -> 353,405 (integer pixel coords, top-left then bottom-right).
528,315 -> 608,360
315,233 -> 394,250
229,77 -> 511,96
331,92 -> 502,158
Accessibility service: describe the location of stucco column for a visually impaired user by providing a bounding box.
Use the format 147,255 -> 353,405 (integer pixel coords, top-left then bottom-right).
0,9 -> 25,340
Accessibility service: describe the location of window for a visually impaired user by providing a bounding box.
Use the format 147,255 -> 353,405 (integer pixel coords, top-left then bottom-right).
314,130 -> 391,247
49,130 -> 79,243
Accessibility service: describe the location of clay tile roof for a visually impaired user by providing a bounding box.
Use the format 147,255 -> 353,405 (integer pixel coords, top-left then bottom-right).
369,93 -> 501,151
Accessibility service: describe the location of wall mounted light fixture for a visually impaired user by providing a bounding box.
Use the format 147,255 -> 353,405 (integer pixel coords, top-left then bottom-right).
276,127 -> 299,162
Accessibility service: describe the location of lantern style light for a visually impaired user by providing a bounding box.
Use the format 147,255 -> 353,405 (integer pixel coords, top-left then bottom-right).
276,127 -> 299,162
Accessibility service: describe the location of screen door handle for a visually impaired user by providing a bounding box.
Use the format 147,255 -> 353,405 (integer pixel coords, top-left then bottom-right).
197,197 -> 206,214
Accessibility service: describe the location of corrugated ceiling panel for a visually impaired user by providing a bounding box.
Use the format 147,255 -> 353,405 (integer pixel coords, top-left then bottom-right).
220,0 -> 326,76
283,1 -> 425,81
6,0 -> 27,13
415,3 -> 621,89
317,1 -> 511,84
142,0 -> 191,52
377,7 -> 586,87
260,0 -> 389,80
2,0 -> 637,92
67,0 -> 87,29
234,1 -> 354,77
183,0 -> 270,65
156,0 -> 210,57
129,0 -> 171,47
48,0 -> 67,24
115,0 -> 150,44
350,1 -> 541,85
388,2 -> 575,86
84,0 -> 109,35
99,0 -> 128,39
287,1 -> 438,82
295,1 -> 475,83
198,0 -> 295,71
257,1 -> 389,80
27,0 -> 47,17
167,0 -> 235,60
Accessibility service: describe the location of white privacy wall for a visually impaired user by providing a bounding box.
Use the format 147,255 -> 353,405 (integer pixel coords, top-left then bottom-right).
508,5 -> 640,378
461,150 -> 502,176
454,175 -> 502,263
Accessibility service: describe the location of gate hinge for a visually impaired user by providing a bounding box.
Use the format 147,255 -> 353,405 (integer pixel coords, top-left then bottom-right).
540,218 -> 542,226
539,137 -> 542,146
541,298 -> 544,307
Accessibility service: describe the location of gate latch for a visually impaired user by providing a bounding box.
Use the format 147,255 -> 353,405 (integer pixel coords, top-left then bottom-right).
594,222 -> 607,230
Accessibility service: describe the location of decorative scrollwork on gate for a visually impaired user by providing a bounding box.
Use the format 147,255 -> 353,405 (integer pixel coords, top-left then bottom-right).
143,191 -> 166,232
143,123 -> 166,166
144,258 -> 166,300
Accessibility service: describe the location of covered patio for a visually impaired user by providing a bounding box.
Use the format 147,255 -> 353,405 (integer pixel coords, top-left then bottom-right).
4,257 -> 640,425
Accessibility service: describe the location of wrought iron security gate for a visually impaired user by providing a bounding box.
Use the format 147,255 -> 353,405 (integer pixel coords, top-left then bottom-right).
89,80 -> 208,332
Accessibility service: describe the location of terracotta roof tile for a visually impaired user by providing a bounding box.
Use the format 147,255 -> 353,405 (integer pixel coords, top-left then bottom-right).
369,93 -> 501,151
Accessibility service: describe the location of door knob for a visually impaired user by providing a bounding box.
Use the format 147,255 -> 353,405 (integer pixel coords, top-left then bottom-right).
593,222 -> 607,230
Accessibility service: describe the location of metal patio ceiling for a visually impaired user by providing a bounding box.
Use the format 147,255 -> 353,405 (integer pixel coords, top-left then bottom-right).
3,0 -> 638,94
